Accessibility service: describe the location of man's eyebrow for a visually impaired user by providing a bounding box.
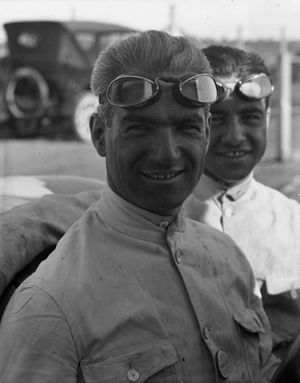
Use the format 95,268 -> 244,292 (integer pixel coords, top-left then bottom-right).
122,113 -> 204,124
238,106 -> 264,115
178,114 -> 205,123
212,106 -> 265,117
211,109 -> 229,116
121,114 -> 158,124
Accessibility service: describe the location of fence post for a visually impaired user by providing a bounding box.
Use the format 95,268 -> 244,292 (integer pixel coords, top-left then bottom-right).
279,28 -> 292,161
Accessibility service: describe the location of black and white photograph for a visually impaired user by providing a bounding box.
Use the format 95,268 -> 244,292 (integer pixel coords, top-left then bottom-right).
0,1 -> 299,382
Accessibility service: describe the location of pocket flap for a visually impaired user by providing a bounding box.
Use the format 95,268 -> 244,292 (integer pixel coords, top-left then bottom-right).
81,340 -> 178,382
233,308 -> 266,334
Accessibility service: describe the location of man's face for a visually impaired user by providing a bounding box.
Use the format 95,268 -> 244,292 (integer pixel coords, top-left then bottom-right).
95,81 -> 209,216
205,76 -> 268,183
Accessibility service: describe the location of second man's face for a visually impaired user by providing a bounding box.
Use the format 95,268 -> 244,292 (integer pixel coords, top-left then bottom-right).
101,81 -> 210,216
205,76 -> 268,183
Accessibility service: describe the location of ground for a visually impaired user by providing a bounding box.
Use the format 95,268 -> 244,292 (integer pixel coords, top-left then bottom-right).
255,158 -> 300,202
0,138 -> 299,202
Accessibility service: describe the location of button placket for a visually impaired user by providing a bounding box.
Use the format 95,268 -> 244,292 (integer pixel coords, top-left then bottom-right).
166,230 -> 183,265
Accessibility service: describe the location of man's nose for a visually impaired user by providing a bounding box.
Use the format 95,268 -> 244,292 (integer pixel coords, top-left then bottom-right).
149,128 -> 180,164
222,117 -> 246,145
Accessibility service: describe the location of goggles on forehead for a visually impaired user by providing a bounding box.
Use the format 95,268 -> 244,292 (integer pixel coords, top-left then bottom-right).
98,74 -> 218,109
216,73 -> 274,103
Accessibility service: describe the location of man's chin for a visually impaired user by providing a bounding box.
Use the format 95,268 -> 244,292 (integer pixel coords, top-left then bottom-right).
205,167 -> 251,185
137,194 -> 187,216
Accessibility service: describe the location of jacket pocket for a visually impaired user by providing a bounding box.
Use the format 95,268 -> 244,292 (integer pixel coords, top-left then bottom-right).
233,308 -> 266,334
80,340 -> 179,383
233,308 -> 266,369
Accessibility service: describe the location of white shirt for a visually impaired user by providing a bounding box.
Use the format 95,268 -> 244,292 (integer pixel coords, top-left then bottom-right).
184,173 -> 300,295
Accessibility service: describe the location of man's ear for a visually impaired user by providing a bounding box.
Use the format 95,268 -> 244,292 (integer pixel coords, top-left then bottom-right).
90,113 -> 106,157
205,112 -> 211,154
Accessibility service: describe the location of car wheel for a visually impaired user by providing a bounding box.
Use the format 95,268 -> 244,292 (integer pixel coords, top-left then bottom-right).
5,67 -> 49,119
73,91 -> 98,142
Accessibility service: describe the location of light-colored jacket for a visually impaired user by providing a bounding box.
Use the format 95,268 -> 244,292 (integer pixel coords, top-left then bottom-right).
0,186 -> 278,382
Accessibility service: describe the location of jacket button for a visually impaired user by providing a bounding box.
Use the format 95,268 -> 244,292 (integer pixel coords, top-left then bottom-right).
159,220 -> 169,229
127,368 -> 140,382
224,207 -> 233,218
216,350 -> 232,379
203,325 -> 210,340
175,249 -> 182,263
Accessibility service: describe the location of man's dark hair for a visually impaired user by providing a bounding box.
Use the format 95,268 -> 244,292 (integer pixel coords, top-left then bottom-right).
203,45 -> 271,107
202,45 -> 270,78
91,30 -> 212,125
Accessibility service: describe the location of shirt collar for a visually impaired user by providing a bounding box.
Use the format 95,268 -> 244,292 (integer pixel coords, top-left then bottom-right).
194,172 -> 254,202
224,172 -> 254,201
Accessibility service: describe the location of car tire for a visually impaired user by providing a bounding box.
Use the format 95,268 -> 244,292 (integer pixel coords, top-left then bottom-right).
5,67 -> 49,119
72,91 -> 98,142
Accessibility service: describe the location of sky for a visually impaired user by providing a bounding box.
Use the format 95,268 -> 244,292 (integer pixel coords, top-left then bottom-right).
0,0 -> 300,44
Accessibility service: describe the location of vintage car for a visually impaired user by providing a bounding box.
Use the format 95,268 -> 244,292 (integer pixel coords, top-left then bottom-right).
2,20 -> 136,141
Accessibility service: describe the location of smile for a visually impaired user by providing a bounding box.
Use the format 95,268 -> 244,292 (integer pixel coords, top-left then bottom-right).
220,151 -> 249,158
142,170 -> 182,180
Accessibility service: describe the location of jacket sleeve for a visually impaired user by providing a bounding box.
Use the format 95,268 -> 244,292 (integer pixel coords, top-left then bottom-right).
249,278 -> 281,382
0,189 -> 100,295
0,286 -> 79,382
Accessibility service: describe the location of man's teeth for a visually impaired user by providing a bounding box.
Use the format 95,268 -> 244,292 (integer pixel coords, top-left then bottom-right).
147,171 -> 179,180
223,151 -> 246,158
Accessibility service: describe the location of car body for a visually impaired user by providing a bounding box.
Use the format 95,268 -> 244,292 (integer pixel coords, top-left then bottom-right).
2,20 -> 136,141
0,174 -> 104,213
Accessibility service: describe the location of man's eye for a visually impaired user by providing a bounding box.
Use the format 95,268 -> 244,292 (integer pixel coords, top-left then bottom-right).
125,125 -> 149,133
211,115 -> 224,126
242,114 -> 262,123
179,124 -> 201,133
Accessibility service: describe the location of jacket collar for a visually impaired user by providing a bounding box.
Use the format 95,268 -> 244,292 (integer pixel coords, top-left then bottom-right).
95,185 -> 185,242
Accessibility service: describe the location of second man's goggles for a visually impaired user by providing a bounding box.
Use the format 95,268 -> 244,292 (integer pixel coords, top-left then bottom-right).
99,74 -> 218,109
216,73 -> 274,103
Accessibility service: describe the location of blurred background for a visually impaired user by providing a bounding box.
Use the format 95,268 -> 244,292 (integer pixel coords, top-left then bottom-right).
0,0 -> 299,201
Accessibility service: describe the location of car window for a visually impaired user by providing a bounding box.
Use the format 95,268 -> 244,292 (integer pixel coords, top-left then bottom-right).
74,32 -> 96,52
98,32 -> 134,52
73,31 -> 135,65
58,33 -> 86,69
73,31 -> 98,64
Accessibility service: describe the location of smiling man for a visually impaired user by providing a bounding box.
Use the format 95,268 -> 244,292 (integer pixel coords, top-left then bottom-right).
184,45 -> 300,358
99,102 -> 207,215
204,79 -> 268,183
0,32 -> 279,382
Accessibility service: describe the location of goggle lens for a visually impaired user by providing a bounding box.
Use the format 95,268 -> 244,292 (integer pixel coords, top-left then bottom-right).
181,75 -> 218,103
239,74 -> 273,99
108,77 -> 157,107
216,73 -> 273,102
